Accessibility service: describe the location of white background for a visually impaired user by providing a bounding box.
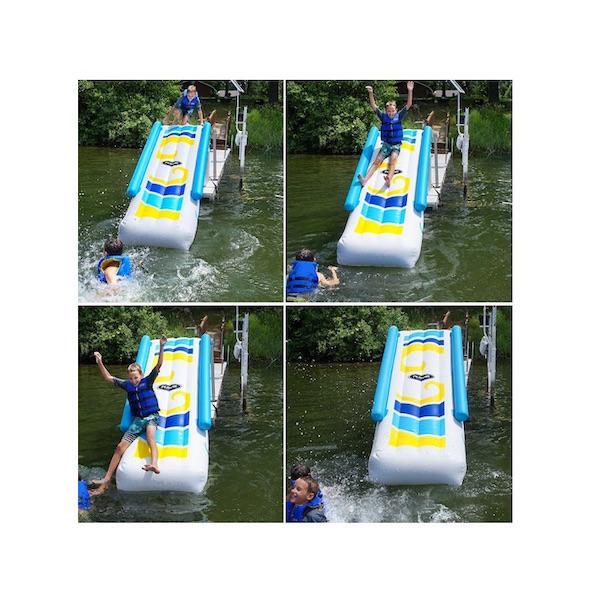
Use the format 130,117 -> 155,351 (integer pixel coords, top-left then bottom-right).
2,0 -> 598,597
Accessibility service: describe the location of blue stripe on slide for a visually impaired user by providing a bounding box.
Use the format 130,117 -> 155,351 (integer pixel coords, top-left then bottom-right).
403,337 -> 445,347
164,125 -> 197,133
163,131 -> 196,139
360,205 -> 406,224
155,428 -> 189,446
161,346 -> 194,354
141,191 -> 183,212
145,181 -> 186,196
165,338 -> 194,346
364,194 -> 408,209
405,330 -> 444,340
157,413 -> 190,428
394,400 -> 445,418
392,413 -> 445,436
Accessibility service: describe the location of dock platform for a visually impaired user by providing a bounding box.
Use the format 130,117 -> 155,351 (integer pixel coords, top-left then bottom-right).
203,147 -> 232,199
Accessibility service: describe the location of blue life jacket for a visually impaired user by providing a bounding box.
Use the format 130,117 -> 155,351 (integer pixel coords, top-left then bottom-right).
97,255 -> 132,283
286,260 -> 319,295
78,480 -> 91,510
286,480 -> 326,522
179,94 -> 200,112
380,111 -> 404,145
123,374 -> 160,418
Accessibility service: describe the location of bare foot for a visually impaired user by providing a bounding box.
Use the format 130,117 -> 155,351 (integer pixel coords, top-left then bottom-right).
384,174 -> 391,187
357,174 -> 366,187
142,464 -> 161,474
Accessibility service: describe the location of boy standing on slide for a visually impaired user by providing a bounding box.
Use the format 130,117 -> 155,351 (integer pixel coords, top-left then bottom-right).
359,81 -> 414,187
90,336 -> 167,495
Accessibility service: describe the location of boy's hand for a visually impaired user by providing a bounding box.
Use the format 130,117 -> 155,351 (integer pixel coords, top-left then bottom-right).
365,85 -> 373,93
328,266 -> 338,272
160,335 -> 168,347
407,81 -> 414,91
94,352 -> 102,364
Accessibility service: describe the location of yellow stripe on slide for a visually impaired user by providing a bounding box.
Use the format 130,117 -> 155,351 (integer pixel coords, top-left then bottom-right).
134,440 -> 189,459
368,175 -> 410,196
399,343 -> 444,373
400,141 -> 415,152
134,203 -> 181,221
162,352 -> 193,363
389,429 -> 446,448
354,217 -> 403,235
156,136 -> 194,159
165,390 -> 191,416
148,165 -> 189,186
396,381 -> 445,406
155,370 -> 175,384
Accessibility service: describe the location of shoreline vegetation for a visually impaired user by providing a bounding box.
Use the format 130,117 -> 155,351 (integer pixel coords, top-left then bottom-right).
286,80 -> 511,156
78,80 -> 282,152
287,306 -> 511,364
79,306 -> 282,365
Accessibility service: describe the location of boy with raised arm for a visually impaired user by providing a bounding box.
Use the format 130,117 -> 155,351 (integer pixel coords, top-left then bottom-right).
90,335 -> 167,495
358,81 -> 414,187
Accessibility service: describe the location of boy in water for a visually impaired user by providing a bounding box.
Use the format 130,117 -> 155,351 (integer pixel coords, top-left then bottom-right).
358,81 -> 414,187
97,238 -> 131,285
90,336 -> 167,495
288,476 -> 328,523
286,249 -> 340,298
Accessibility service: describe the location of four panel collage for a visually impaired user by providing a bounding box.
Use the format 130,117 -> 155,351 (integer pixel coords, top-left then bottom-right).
78,80 -> 512,523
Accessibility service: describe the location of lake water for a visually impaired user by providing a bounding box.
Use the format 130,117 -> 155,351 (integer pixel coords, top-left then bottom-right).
286,360 -> 511,522
79,363 -> 283,522
79,147 -> 283,302
286,153 -> 511,302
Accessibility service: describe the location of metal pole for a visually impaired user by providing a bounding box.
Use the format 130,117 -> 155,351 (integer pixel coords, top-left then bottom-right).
212,124 -> 217,181
462,107 -> 470,195
488,306 -> 497,402
433,131 -> 439,188
241,312 -> 249,413
211,342 -> 216,407
445,113 -> 449,155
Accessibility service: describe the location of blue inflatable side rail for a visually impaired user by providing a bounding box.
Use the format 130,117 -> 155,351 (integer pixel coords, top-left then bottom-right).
450,325 -> 469,422
127,122 -> 163,198
191,122 -> 212,201
119,335 -> 152,432
413,125 -> 433,213
197,333 -> 213,431
344,126 -> 380,212
371,326 -> 399,422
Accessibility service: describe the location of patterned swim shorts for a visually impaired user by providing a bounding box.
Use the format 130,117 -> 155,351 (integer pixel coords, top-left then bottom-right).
122,412 -> 160,443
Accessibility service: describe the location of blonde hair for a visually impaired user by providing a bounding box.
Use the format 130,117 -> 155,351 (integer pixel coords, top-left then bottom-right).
127,363 -> 143,374
187,85 -> 197,93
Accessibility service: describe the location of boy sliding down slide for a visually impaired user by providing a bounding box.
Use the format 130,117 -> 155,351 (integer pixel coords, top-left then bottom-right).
358,81 -> 414,187
90,335 -> 167,495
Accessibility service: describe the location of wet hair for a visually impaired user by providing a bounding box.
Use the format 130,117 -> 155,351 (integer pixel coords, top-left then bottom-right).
291,464 -> 311,479
127,363 -> 143,375
104,238 -> 124,256
385,100 -> 397,108
298,476 -> 320,497
295,248 -> 315,262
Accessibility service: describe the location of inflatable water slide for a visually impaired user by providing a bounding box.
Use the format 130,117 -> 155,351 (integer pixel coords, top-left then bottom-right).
337,125 -> 432,268
116,335 -> 225,493
119,122 -> 212,251
368,326 -> 469,486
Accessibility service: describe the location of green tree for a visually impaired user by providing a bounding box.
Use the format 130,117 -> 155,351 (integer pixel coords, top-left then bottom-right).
287,306 -> 409,362
78,80 -> 181,147
78,306 -> 171,363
